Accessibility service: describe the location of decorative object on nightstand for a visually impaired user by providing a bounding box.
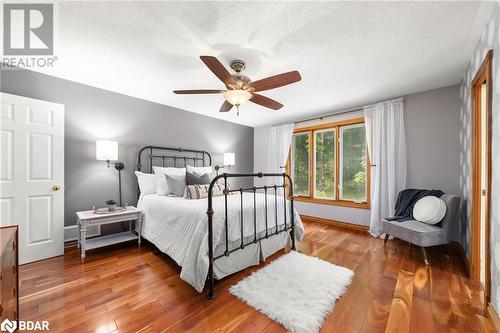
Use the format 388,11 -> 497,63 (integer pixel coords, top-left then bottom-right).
76,206 -> 143,260
96,140 -> 125,206
105,199 -> 117,212
93,205 -> 127,214
215,152 -> 236,175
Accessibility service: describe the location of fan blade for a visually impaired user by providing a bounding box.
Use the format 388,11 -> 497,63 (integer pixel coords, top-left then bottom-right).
250,93 -> 283,110
173,89 -> 223,94
200,56 -> 236,87
251,71 -> 301,92
219,100 -> 233,112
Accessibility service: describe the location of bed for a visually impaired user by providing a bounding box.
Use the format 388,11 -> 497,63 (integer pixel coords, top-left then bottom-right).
136,146 -> 304,298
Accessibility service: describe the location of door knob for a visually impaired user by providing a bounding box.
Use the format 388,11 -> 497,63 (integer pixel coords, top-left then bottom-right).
52,184 -> 61,191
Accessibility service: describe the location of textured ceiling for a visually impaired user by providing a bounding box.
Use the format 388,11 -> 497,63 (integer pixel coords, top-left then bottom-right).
31,1 -> 494,127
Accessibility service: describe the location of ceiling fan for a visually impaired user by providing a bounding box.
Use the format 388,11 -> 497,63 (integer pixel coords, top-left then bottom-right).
173,56 -> 301,115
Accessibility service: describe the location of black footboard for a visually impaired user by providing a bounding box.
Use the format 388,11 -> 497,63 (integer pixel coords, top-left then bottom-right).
206,172 -> 296,299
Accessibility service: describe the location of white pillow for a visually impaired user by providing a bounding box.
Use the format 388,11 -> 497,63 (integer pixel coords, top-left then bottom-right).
413,196 -> 447,225
186,165 -> 213,176
153,166 -> 186,196
135,171 -> 157,197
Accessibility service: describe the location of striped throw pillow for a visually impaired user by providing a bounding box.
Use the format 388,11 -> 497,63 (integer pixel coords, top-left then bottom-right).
185,184 -> 225,199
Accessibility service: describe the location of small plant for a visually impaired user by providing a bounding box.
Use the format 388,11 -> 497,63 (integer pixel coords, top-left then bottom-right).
106,200 -> 117,212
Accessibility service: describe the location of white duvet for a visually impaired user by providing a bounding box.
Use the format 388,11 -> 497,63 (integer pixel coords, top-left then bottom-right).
138,193 -> 304,292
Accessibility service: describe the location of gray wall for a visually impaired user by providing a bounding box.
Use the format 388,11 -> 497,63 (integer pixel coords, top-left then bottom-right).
405,85 -> 461,195
459,5 -> 500,311
1,69 -> 254,227
254,85 -> 461,227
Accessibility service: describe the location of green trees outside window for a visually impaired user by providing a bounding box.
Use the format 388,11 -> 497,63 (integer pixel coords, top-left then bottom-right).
314,129 -> 336,199
340,124 -> 367,201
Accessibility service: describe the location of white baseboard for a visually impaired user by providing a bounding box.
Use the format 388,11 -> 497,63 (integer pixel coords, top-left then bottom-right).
64,224 -> 101,242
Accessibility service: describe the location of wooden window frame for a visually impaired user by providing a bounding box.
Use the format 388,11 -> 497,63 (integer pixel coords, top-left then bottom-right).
287,117 -> 371,209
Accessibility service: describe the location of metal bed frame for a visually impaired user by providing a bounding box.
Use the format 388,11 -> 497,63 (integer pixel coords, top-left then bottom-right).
137,146 -> 296,299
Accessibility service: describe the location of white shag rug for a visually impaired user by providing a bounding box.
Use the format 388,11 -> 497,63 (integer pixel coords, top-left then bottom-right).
229,251 -> 354,333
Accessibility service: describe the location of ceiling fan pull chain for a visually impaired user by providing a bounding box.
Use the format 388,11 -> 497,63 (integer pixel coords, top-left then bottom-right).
236,105 -> 240,116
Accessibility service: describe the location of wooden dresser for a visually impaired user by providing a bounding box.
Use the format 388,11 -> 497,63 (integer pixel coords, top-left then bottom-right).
0,226 -> 19,323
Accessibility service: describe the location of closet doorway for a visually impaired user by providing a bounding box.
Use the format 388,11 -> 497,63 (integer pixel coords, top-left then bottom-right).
471,49 -> 492,308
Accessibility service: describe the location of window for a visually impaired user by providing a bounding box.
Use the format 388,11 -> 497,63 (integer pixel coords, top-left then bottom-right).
339,124 -> 367,201
288,118 -> 370,208
314,129 -> 336,199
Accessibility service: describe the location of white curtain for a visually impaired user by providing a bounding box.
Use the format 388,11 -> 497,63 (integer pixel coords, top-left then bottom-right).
364,98 -> 407,237
266,123 -> 294,187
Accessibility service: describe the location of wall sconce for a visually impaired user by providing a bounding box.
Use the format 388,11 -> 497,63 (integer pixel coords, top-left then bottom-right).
96,140 -> 125,206
215,152 -> 235,174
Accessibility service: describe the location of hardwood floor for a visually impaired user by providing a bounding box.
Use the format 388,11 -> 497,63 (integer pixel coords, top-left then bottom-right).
19,222 -> 494,333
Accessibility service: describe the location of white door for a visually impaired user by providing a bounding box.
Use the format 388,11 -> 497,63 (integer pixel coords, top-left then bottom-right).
0,92 -> 64,264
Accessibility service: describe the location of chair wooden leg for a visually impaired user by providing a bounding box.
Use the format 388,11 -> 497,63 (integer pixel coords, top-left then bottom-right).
422,247 -> 430,267
383,234 -> 389,246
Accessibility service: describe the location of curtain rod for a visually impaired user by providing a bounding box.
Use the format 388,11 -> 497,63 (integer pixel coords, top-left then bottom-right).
293,97 -> 404,125
294,107 -> 364,125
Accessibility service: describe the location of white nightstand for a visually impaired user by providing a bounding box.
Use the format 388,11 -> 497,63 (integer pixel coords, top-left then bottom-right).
76,206 -> 143,260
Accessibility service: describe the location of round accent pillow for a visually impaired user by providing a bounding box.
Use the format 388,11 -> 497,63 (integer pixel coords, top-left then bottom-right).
413,196 -> 447,225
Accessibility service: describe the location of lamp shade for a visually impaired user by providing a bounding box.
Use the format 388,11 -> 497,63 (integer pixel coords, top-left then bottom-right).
96,140 -> 118,161
223,90 -> 252,106
224,152 -> 235,166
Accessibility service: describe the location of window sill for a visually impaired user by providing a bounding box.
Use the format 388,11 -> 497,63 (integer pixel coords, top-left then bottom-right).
293,196 -> 370,209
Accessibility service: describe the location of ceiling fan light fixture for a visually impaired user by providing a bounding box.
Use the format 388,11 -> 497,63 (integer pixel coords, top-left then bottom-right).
223,89 -> 252,106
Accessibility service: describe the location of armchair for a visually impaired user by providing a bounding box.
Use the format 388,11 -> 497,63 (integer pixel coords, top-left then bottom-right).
381,194 -> 461,266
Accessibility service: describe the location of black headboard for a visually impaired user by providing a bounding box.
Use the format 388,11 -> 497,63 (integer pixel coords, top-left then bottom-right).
137,146 -> 212,173
136,146 -> 212,199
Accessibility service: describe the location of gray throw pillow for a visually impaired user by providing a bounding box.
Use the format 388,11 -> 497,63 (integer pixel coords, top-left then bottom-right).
186,171 -> 212,185
165,174 -> 187,197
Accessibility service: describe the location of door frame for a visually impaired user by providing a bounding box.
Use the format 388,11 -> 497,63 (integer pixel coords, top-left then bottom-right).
470,49 -> 493,306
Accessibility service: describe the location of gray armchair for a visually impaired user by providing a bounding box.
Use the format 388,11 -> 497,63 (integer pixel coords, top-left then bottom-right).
381,194 -> 461,266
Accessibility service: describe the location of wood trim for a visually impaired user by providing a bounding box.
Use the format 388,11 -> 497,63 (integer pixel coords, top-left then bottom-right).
300,214 -> 369,232
288,117 -> 371,208
488,304 -> 500,333
294,196 -> 370,209
294,117 -> 365,132
300,214 -> 369,233
470,49 -> 493,307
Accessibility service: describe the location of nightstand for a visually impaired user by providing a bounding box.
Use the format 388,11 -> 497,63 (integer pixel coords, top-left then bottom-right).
76,206 -> 143,260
